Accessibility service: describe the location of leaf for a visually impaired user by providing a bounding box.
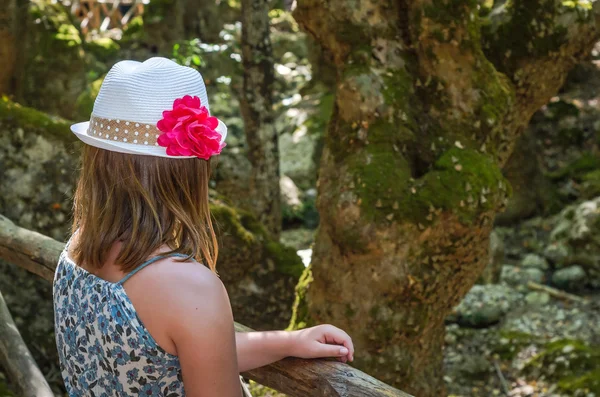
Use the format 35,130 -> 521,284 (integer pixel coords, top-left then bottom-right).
192,55 -> 202,66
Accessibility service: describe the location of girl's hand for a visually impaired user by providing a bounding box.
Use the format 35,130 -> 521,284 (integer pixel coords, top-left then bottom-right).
289,324 -> 354,363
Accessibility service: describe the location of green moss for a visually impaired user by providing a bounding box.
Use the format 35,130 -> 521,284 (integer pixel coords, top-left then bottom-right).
248,381 -> 286,397
288,265 -> 314,330
548,152 -> 600,180
0,97 -> 75,143
210,203 -> 257,245
558,368 -> 600,394
265,241 -> 304,279
525,339 -> 600,394
352,146 -> 508,224
211,202 -> 303,278
582,169 -> 600,198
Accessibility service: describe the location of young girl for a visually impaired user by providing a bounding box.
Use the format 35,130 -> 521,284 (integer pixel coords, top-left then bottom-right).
53,57 -> 354,396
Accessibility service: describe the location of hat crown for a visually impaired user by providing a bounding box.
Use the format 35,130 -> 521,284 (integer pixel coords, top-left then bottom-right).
92,57 -> 210,124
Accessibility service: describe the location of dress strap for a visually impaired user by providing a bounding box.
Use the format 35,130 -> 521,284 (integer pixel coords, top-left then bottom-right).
64,228 -> 80,251
117,253 -> 188,285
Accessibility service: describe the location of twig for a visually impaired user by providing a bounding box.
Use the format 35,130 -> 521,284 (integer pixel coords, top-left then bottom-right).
526,281 -> 587,304
493,360 -> 510,396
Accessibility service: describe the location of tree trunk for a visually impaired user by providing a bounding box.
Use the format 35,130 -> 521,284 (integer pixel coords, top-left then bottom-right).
240,0 -> 281,239
496,127 -> 557,225
0,0 -> 19,94
292,0 -> 600,395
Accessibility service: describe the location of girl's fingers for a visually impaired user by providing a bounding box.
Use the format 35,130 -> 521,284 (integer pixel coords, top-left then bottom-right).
316,341 -> 349,358
322,327 -> 354,361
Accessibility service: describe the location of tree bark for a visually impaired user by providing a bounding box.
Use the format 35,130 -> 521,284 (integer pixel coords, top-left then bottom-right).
0,214 -> 411,397
0,288 -> 54,397
292,0 -> 600,395
240,0 -> 281,239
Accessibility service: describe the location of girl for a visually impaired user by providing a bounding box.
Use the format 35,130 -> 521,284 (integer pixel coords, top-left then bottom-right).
53,58 -> 354,396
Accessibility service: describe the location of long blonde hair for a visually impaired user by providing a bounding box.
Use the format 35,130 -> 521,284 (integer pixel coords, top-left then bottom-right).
71,145 -> 218,272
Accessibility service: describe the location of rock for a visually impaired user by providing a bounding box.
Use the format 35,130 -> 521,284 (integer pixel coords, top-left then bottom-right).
280,175 -> 302,208
478,230 -> 505,284
549,197 -> 600,287
525,291 -> 551,306
451,285 -> 523,328
279,130 -> 319,190
501,265 -> 544,289
456,354 -> 491,380
552,265 -> 587,290
543,242 -> 571,265
521,253 -> 550,270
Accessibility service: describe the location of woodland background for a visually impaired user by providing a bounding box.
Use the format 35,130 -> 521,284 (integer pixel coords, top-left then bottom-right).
1,0 -> 600,396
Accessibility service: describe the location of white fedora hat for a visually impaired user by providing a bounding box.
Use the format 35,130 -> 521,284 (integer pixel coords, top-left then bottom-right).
71,57 -> 227,159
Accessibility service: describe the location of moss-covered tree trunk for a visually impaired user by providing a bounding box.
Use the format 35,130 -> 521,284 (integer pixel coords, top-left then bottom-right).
292,0 -> 600,395
240,0 -> 281,238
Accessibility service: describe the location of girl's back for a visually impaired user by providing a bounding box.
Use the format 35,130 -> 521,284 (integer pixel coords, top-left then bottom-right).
54,239 -> 186,396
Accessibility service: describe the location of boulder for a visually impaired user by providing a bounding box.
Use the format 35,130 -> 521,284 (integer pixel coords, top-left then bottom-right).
552,265 -> 587,290
501,265 -> 545,290
524,291 -> 550,306
449,285 -> 523,328
521,253 -> 549,270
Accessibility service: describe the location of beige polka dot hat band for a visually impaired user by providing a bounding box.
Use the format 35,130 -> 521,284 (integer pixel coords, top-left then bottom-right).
70,57 -> 227,159
88,116 -> 162,146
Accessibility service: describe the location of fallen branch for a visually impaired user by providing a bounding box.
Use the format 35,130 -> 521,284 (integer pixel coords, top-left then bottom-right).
0,289 -> 54,397
526,281 -> 587,304
0,214 -> 411,397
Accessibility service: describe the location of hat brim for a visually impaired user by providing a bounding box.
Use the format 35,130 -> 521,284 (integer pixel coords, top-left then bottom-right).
70,119 -> 228,159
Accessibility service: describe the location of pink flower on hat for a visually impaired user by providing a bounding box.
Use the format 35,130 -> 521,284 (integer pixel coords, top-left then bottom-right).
156,95 -> 225,160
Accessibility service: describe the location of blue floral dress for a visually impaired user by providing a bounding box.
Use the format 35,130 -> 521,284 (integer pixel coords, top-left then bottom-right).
53,235 -> 187,396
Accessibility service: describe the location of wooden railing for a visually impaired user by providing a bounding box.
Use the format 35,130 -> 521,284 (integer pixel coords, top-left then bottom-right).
0,214 -> 411,397
66,0 -> 149,33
